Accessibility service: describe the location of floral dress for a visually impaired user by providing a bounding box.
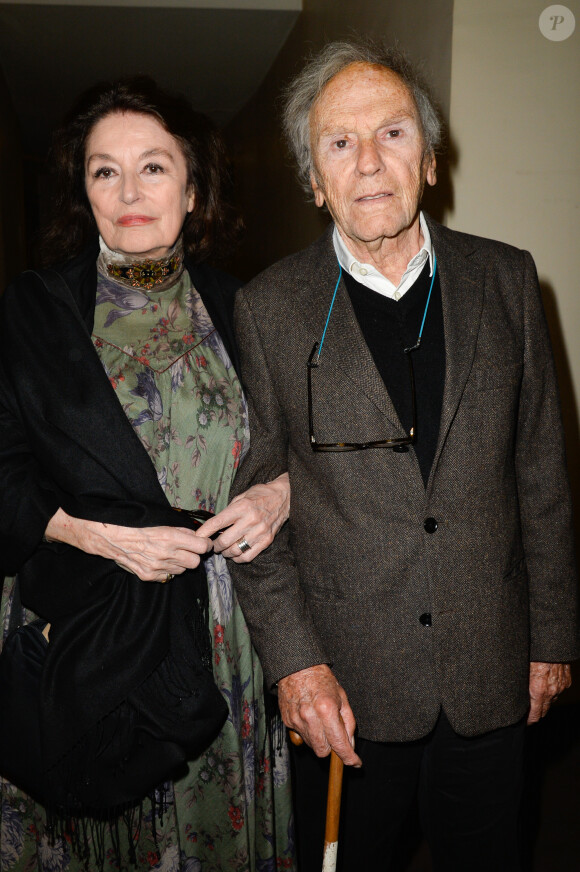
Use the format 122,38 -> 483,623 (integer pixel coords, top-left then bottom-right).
0,266 -> 294,872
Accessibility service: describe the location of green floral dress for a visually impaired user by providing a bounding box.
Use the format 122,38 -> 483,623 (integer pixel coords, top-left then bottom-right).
0,266 -> 294,872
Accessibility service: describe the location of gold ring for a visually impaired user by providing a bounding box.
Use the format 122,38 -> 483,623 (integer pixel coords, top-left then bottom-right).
165,573 -> 175,583
236,537 -> 251,553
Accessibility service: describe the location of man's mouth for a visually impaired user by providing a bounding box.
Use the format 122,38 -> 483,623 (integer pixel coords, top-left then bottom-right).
357,192 -> 392,202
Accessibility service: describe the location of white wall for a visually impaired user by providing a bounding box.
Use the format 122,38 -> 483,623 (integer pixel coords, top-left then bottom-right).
448,0 -> 580,501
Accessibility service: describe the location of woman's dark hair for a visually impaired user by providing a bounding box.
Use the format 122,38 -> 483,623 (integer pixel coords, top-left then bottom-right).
40,76 -> 242,265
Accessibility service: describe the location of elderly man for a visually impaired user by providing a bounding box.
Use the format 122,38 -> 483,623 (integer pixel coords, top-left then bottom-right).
230,42 -> 579,870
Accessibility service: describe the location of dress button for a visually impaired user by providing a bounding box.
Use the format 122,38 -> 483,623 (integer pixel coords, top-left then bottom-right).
359,267 -> 368,276
424,517 -> 438,534
419,613 -> 432,627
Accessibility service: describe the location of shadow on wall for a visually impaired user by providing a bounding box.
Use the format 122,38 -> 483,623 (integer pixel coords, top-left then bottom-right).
540,279 -> 580,706
422,134 -> 457,226
540,281 -> 580,547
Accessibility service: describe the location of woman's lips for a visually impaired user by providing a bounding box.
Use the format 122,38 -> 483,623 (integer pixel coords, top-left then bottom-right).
116,215 -> 156,226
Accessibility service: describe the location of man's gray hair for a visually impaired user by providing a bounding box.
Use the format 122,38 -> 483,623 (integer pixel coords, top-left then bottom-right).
282,40 -> 443,195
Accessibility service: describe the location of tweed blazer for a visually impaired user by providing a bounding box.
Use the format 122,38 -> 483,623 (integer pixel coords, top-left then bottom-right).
231,217 -> 580,741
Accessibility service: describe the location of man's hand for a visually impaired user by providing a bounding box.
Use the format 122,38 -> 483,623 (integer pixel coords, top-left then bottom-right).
528,661 -> 571,724
278,664 -> 362,767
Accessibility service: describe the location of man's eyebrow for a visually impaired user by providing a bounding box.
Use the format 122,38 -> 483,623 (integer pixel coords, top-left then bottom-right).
317,113 -> 415,137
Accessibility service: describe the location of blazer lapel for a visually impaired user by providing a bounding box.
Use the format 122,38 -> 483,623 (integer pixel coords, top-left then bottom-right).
303,230 -> 403,431
300,220 -> 487,459
427,220 -> 485,490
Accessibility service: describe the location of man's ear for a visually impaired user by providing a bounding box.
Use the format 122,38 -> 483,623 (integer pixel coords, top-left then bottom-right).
310,172 -> 325,208
425,152 -> 437,187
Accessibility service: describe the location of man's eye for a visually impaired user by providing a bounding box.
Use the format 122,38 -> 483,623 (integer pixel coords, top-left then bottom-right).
388,129 -> 401,138
333,139 -> 348,149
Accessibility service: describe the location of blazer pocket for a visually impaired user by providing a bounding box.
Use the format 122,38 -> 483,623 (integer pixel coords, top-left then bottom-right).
503,556 -> 526,582
304,579 -> 346,602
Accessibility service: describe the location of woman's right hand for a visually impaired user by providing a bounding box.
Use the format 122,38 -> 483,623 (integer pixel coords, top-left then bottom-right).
44,508 -> 212,582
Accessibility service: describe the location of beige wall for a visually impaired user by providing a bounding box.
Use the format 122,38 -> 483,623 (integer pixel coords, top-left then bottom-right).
448,0 -> 580,529
225,0 -> 454,279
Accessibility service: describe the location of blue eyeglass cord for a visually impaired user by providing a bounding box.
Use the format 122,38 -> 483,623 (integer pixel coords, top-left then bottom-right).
317,265 -> 343,359
317,252 -> 437,360
417,252 -> 437,344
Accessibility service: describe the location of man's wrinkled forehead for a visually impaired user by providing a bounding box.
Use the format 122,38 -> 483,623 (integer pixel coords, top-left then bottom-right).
309,62 -> 421,137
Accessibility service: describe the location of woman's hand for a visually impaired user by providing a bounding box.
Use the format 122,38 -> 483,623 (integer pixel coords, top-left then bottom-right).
45,508 -> 211,582
196,472 -> 290,563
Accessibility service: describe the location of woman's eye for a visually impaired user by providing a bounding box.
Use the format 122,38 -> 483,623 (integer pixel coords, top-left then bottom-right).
94,167 -> 114,179
144,163 -> 164,174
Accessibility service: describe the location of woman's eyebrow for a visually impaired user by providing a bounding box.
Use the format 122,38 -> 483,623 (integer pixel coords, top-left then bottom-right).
86,152 -> 113,163
140,147 -> 176,163
85,148 -> 176,164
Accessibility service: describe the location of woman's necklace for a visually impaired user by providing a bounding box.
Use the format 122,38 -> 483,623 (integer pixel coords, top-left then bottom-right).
97,236 -> 185,292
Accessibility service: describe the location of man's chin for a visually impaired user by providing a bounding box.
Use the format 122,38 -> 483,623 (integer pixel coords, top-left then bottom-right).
341,218 -> 418,248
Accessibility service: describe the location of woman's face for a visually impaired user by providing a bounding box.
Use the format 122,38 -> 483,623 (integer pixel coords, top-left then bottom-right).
85,111 -> 194,258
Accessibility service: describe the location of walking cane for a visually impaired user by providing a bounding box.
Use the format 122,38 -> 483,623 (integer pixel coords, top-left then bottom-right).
290,730 -> 344,872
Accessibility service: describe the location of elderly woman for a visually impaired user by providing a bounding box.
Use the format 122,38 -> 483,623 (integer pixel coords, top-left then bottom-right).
0,78 -> 294,871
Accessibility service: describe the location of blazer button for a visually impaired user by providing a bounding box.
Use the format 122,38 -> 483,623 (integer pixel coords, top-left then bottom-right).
419,613 -> 432,627
424,517 -> 438,534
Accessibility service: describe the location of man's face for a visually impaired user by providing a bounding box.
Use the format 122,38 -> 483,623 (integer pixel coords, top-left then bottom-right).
309,62 -> 436,254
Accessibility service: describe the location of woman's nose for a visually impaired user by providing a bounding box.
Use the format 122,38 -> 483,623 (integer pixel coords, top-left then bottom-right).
119,175 -> 141,204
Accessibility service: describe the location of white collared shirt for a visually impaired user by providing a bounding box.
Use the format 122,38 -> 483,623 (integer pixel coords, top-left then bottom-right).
332,212 -> 434,301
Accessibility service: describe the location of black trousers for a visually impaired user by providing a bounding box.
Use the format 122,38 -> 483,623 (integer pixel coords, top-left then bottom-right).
291,709 -> 525,872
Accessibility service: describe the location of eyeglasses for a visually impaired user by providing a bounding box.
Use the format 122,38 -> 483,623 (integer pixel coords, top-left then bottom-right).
307,341 -> 417,452
307,253 -> 436,453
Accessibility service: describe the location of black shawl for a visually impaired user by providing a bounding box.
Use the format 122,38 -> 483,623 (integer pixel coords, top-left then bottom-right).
0,242 -> 240,810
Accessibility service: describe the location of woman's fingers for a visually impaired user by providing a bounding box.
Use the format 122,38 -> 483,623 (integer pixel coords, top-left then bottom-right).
90,523 -> 212,581
45,510 -> 217,581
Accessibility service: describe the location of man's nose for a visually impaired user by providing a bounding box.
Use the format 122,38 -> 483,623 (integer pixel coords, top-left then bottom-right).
356,139 -> 384,175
